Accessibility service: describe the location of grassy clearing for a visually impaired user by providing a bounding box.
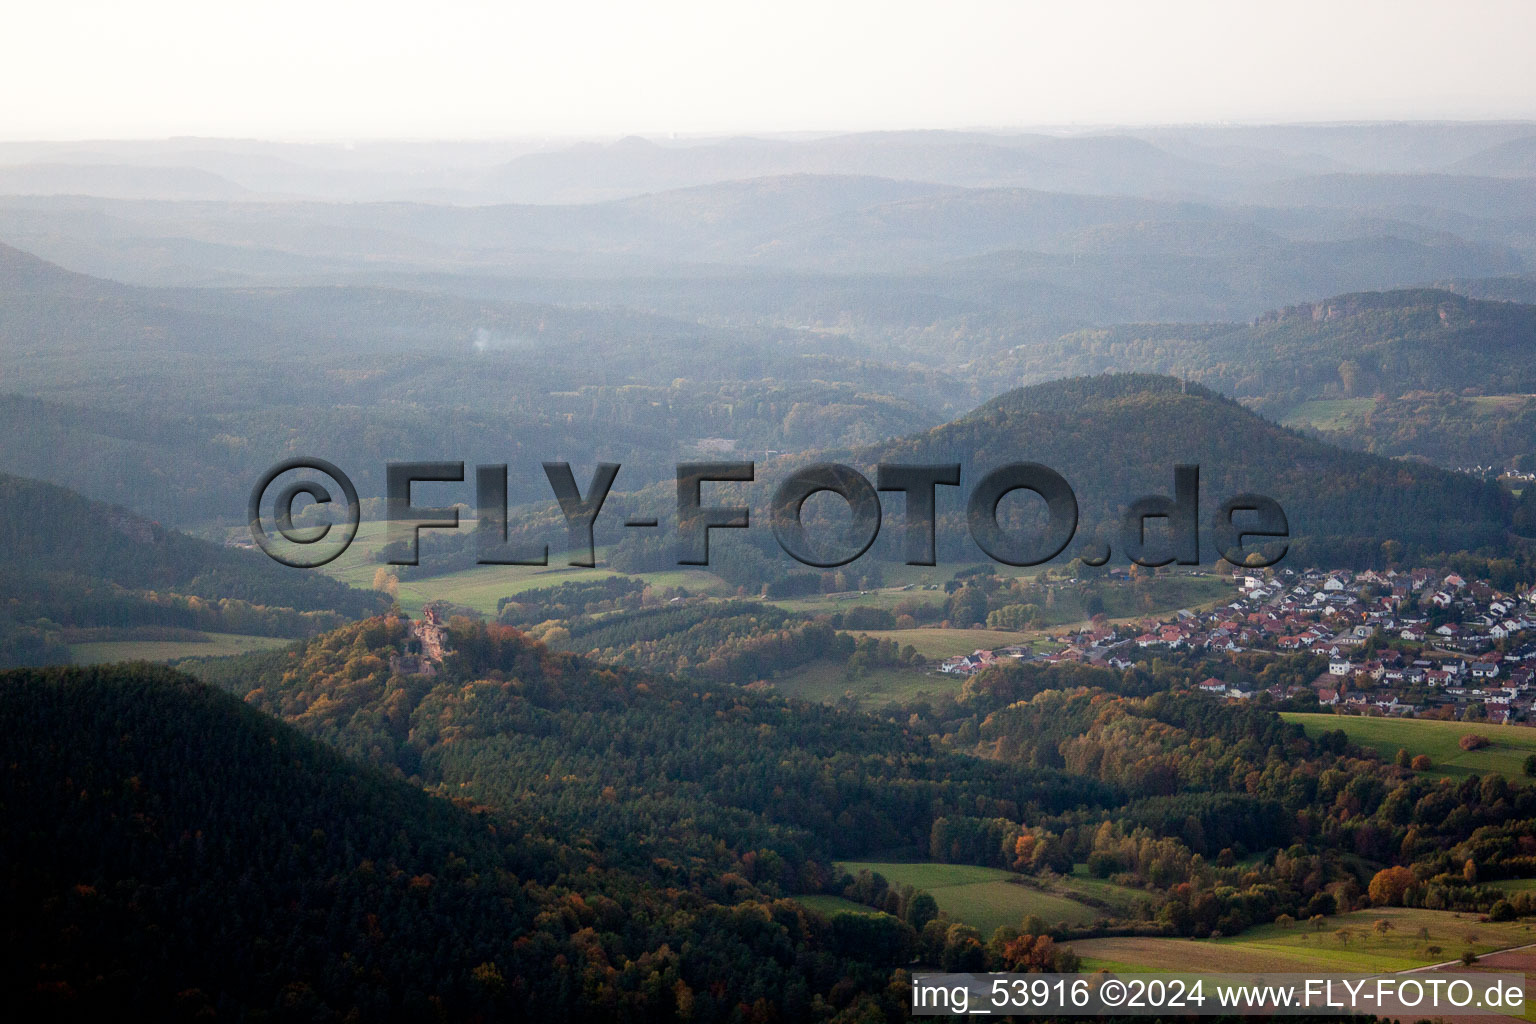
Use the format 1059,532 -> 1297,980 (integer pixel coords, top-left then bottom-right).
69,632 -> 291,665
770,658 -> 957,706
1091,575 -> 1234,621
926,882 -> 1095,936
1076,907 -> 1536,974
1489,878 -> 1536,893
391,565 -> 619,616
768,589 -> 942,615
399,564 -> 732,617
319,520 -> 737,616
1280,398 -> 1376,432
768,572 -> 1232,626
1281,713 -> 1536,781
836,862 -> 1147,936
321,521 -> 1230,631
312,519 -> 397,588
1466,394 -> 1536,413
794,895 -> 891,918
762,562 -> 1058,616
1062,865 -> 1158,913
849,628 -> 1038,661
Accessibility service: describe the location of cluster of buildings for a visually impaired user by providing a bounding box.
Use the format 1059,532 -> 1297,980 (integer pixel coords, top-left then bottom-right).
936,568 -> 1536,724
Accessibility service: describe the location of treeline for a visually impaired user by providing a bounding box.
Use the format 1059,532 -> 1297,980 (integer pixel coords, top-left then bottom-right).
554,601 -> 853,682
496,575 -> 650,625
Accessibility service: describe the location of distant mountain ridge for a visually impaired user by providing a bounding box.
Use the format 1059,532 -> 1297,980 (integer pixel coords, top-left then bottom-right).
1016,288 -> 1536,411
4,123 -> 1534,203
0,161 -> 252,200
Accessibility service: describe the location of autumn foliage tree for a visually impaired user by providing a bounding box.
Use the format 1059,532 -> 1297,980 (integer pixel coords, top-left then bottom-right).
1368,865 -> 1415,907
1001,934 -> 1077,973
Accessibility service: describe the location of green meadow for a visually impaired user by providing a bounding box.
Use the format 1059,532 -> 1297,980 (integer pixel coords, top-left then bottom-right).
836,862 -> 1148,936
1280,398 -> 1376,433
1282,713 -> 1536,781
1075,906 -> 1536,974
69,631 -> 292,665
770,659 -> 954,707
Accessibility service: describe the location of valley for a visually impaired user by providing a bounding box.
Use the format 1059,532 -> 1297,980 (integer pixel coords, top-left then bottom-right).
6,116 -> 1536,1019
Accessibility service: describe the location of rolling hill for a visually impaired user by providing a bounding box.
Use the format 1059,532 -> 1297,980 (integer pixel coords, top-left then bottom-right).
1014,289 -> 1536,410
0,473 -> 386,667
992,289 -> 1536,468
0,162 -> 253,200
0,242 -> 953,523
849,374 -> 1513,566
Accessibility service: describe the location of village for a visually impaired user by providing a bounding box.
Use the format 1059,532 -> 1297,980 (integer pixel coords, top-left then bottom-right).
937,567 -> 1536,724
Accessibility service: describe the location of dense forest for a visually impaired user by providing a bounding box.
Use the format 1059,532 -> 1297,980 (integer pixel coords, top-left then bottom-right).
191,617 -> 1113,876
189,617 -> 1536,934
0,664 -> 920,1021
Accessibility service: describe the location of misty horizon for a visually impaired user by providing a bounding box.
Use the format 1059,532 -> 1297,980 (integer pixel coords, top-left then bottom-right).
6,1 -> 1536,139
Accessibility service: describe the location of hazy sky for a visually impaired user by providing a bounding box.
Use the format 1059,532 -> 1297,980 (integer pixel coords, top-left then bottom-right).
5,0 -> 1536,139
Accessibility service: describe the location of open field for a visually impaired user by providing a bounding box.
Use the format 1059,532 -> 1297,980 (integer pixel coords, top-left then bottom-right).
1490,878 -> 1536,893
312,518 -> 401,588
764,563 -> 1026,614
1280,398 -> 1376,432
1092,574 -> 1234,620
770,572 -> 1233,625
404,564 -> 730,617
69,631 -> 292,665
794,895 -> 890,918
1465,394 -> 1536,413
393,565 -> 619,616
769,589 -> 942,615
771,659 -> 956,706
1076,907 -> 1536,974
849,628 -> 1038,661
316,520 -> 1232,629
1442,947 -> 1536,1024
1061,865 -> 1159,914
1282,713 -> 1536,781
317,521 -> 735,615
837,862 -> 1147,936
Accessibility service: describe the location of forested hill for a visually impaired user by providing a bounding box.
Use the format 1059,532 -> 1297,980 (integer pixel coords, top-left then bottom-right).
1230,289 -> 1536,405
1015,289 -> 1536,412
0,663 -> 910,1020
854,374 -> 1513,566
0,473 -> 386,666
191,615 -> 1116,877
